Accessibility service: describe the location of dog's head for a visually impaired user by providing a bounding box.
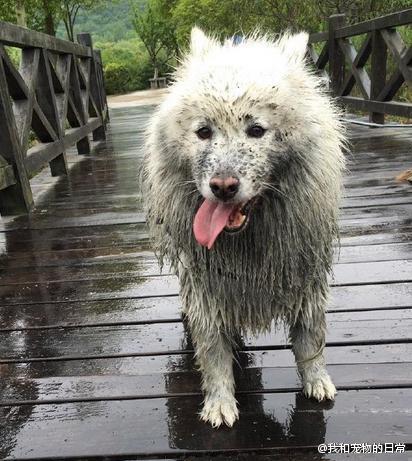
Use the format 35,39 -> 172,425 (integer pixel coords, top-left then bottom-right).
154,28 -> 343,249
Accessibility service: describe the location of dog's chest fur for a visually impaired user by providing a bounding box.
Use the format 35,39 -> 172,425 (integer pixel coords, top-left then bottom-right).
153,187 -> 334,333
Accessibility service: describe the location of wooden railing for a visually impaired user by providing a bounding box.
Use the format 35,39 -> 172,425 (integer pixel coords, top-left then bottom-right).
0,22 -> 109,216
308,9 -> 412,124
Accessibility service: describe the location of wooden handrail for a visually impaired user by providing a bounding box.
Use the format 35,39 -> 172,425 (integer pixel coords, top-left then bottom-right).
0,21 -> 91,56
0,22 -> 108,216
335,9 -> 412,39
307,9 -> 412,124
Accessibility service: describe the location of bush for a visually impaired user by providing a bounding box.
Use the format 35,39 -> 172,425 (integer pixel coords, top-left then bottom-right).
104,59 -> 154,94
98,38 -> 155,94
104,63 -> 131,94
5,47 -> 21,68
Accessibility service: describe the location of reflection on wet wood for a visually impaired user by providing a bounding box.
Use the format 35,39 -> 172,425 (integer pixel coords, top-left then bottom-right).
1,309 -> 411,362
1,389 -> 411,459
2,344 -> 411,379
2,362 -> 412,406
0,105 -> 411,459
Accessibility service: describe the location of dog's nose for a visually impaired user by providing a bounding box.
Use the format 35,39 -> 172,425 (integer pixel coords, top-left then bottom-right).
209,177 -> 239,201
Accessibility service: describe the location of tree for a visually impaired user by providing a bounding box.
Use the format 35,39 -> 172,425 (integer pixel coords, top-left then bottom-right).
15,0 -> 27,26
171,0 -> 259,47
0,1 -> 56,37
132,0 -> 177,79
0,0 -> 28,24
257,0 -> 319,33
170,0 -> 412,46
315,0 -> 412,25
40,0 -> 59,35
61,0 -> 104,41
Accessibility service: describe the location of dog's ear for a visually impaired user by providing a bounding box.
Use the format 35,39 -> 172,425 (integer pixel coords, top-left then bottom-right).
190,27 -> 215,56
280,32 -> 309,63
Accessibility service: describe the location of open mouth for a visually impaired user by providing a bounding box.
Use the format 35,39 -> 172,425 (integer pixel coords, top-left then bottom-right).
193,198 -> 256,249
224,199 -> 254,233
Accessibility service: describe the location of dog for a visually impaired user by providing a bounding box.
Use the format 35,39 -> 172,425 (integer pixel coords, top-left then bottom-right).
142,27 -> 345,427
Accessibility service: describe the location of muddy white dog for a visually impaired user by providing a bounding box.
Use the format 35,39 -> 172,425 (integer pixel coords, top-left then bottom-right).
142,28 -> 345,427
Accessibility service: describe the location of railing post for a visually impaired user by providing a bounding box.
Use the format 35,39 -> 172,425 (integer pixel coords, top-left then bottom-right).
370,30 -> 387,124
37,49 -> 68,175
70,53 -> 91,155
0,57 -> 33,215
95,49 -> 109,122
77,33 -> 106,141
328,14 -> 346,96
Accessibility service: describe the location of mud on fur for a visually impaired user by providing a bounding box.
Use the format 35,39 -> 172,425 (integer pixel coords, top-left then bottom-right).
142,27 -> 346,428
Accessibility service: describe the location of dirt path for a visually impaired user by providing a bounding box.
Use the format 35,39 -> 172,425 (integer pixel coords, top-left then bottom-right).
107,88 -> 168,108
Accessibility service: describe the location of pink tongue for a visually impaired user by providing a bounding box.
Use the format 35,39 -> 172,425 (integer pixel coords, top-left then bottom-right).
193,199 -> 237,249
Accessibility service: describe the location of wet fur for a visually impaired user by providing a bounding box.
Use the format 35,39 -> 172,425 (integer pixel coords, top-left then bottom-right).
142,28 -> 345,427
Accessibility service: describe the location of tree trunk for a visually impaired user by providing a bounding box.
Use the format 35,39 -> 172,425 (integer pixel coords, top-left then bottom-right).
42,0 -> 56,36
15,0 -> 27,27
68,15 -> 75,42
63,4 -> 75,42
64,18 -> 74,42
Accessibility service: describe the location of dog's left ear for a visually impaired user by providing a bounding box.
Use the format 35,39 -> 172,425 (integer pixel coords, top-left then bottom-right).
190,27 -> 215,56
281,32 -> 309,63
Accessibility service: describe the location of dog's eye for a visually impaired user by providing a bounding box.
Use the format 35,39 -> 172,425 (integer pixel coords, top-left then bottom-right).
247,125 -> 266,138
196,127 -> 212,140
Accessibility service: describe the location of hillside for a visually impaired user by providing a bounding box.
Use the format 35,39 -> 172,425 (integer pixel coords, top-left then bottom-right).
57,0 -> 145,42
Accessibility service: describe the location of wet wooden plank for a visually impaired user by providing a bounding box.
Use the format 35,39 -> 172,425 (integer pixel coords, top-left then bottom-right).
0,274 -> 178,305
0,282 -> 410,324
1,309 -> 411,361
13,184 -> 411,212
336,242 -> 412,263
30,169 -> 406,200
0,246 -> 156,271
0,239 -> 410,290
3,344 -> 411,379
333,260 -> 412,285
0,223 -> 148,250
343,183 -> 410,197
1,241 -> 410,283
331,282 -> 412,310
1,281 -> 411,332
346,155 -> 412,169
1,281 -> 410,331
340,204 -> 412,231
1,201 -> 410,231
0,264 -> 411,305
0,211 -> 147,231
340,229 -> 412,246
0,223 -> 409,264
347,153 -> 412,167
343,194 -> 411,208
24,191 -> 410,211
2,362 -> 411,406
0,296 -> 181,331
1,389 -> 410,459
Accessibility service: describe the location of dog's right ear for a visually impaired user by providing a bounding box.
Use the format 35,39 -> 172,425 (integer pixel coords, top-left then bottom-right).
190,27 -> 215,56
280,32 -> 309,63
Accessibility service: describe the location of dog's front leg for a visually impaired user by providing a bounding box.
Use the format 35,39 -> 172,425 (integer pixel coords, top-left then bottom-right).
190,320 -> 238,427
289,307 -> 336,401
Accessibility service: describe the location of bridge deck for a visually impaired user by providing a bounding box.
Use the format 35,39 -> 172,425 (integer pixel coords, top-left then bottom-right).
0,106 -> 411,460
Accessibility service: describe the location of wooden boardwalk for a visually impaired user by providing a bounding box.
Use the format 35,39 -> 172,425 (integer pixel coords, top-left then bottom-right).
0,105 -> 411,460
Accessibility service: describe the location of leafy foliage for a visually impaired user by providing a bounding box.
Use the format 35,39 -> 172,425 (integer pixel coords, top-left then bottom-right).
132,0 -> 177,78
64,0 -> 141,42
61,0 -> 105,41
96,38 -> 153,94
0,0 -> 410,95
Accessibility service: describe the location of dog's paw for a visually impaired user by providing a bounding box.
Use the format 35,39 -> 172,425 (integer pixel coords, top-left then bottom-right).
200,395 -> 239,428
303,373 -> 337,401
